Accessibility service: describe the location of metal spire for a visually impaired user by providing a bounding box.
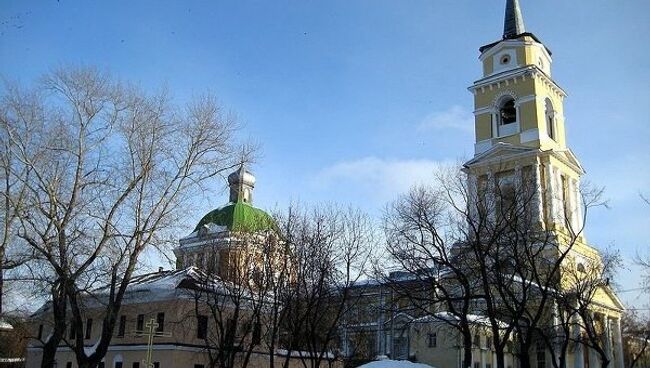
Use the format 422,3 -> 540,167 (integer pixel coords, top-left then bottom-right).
503,0 -> 526,39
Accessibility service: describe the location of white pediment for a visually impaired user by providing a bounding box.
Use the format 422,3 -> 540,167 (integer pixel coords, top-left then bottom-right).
464,142 -> 537,168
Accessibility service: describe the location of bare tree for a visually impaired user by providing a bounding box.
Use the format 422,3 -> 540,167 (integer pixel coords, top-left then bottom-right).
0,66 -> 245,368
0,83 -> 37,318
381,163 -> 608,368
189,232 -> 276,368
382,184 -> 480,368
277,205 -> 374,368
622,310 -> 650,368
558,249 -> 622,368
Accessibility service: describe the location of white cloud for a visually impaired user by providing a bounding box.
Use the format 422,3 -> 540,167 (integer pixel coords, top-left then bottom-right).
311,156 -> 454,206
418,105 -> 474,133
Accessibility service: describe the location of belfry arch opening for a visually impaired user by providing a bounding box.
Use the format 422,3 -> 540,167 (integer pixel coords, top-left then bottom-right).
499,98 -> 517,125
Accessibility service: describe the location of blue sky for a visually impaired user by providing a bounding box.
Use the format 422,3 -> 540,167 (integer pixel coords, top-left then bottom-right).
1,0 -> 648,308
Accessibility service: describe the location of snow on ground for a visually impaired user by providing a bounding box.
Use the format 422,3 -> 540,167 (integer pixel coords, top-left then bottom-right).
358,360 -> 436,368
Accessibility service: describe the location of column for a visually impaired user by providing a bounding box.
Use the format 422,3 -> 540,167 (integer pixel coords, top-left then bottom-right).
544,165 -> 557,226
573,315 -> 584,368
569,179 -> 580,233
589,347 -> 600,368
604,317 -> 612,363
552,302 -> 561,368
533,162 -> 544,225
468,175 -> 479,222
486,171 -> 496,223
611,318 -> 625,368
588,312 -> 600,368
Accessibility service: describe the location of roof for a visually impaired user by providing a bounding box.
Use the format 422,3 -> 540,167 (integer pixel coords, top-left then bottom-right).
358,360 -> 436,368
413,312 -> 509,329
193,200 -> 276,233
503,0 -> 525,39
478,1 -> 551,55
0,319 -> 13,331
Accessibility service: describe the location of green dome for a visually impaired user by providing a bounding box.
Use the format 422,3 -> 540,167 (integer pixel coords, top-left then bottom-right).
194,200 -> 276,233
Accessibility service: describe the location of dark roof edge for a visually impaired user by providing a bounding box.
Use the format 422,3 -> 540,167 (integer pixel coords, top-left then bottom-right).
478,32 -> 552,56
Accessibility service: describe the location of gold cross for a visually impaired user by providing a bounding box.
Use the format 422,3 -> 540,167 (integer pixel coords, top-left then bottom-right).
139,318 -> 172,368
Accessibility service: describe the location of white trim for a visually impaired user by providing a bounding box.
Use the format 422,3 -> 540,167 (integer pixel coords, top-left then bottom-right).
516,95 -> 538,105
520,128 -> 540,143
474,140 -> 493,155
27,344 -> 209,353
469,66 -> 567,99
497,122 -> 519,138
473,107 -> 494,115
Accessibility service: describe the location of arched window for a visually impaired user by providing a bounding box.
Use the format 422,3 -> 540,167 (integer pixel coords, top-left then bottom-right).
545,98 -> 555,140
499,99 -> 517,125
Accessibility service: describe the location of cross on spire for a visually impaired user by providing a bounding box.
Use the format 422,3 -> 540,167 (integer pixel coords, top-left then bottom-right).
503,0 -> 526,39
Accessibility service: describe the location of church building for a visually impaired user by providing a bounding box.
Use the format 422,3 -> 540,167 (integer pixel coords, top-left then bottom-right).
341,1 -> 626,368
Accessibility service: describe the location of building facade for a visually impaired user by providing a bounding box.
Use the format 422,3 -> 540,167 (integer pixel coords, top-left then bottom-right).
25,167 -> 309,368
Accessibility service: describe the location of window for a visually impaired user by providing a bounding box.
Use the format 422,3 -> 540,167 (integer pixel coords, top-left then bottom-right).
427,333 -> 437,348
545,99 -> 555,140
197,315 -> 208,339
560,175 -> 569,222
66,362 -> 72,368
496,171 -> 516,221
499,99 -> 517,125
474,362 -> 481,368
38,324 -> 43,340
132,363 -> 140,368
500,55 -> 511,65
136,314 -> 144,333
115,363 -> 122,368
153,363 -> 160,368
118,315 -> 126,337
577,263 -> 586,273
85,319 -> 93,339
156,313 -> 165,332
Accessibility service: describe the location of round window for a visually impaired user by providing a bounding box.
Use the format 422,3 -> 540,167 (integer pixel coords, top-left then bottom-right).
500,55 -> 511,65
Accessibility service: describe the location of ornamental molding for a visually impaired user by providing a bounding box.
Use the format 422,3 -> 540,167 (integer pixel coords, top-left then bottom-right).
469,66 -> 567,100
492,90 -> 518,107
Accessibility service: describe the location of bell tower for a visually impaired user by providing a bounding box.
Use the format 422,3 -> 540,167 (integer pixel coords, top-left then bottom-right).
471,0 -> 567,155
464,0 -> 589,244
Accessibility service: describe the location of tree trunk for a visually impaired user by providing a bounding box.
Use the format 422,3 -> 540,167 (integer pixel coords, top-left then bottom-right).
463,332 -> 473,368
40,314 -> 65,368
496,346 -> 506,368
41,283 -> 67,368
0,262 -> 4,317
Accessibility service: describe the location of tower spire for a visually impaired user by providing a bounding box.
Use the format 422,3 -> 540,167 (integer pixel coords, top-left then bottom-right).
503,0 -> 526,39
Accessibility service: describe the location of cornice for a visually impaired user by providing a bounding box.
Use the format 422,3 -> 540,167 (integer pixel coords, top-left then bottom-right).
468,66 -> 567,100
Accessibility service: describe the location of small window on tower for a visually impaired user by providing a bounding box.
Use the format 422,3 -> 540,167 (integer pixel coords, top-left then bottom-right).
500,55 -> 511,65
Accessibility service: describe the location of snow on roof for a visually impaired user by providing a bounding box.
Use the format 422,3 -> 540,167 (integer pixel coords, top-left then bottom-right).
358,360 -> 436,368
0,319 -> 13,331
413,312 -> 508,329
